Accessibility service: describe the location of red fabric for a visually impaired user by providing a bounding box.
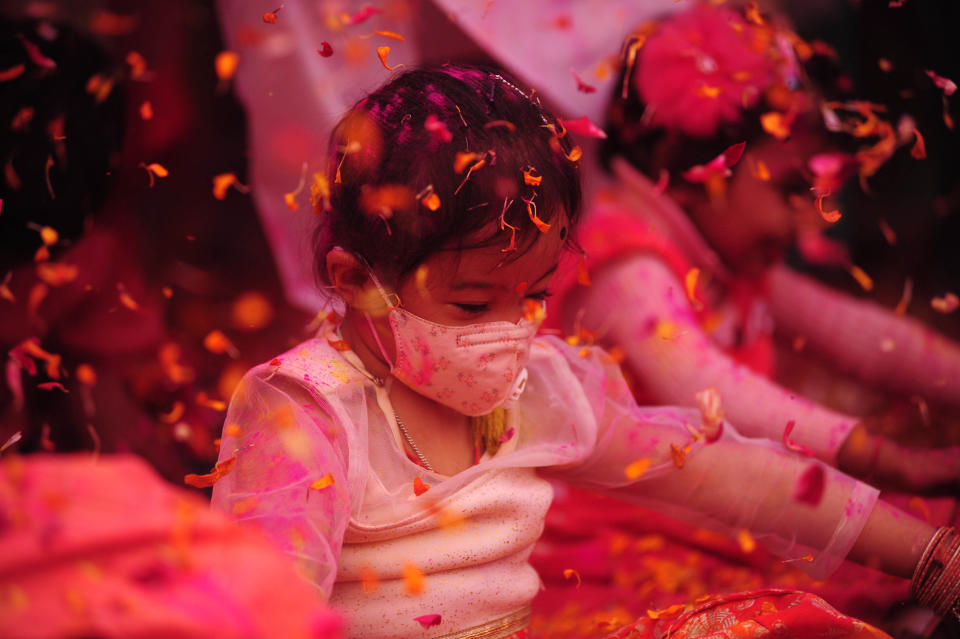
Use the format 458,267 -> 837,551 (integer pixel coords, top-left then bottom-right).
603,589 -> 891,639
530,487 -> 909,638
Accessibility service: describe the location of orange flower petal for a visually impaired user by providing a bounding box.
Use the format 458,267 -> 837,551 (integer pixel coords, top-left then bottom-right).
815,193 -> 841,223
215,51 -> 239,83
737,528 -> 756,553
562,568 -> 581,587
421,192 -> 441,211
684,267 -> 703,310
931,292 -> 959,314
624,458 -> 651,480
374,30 -> 405,41
523,167 -> 542,186
310,473 -> 336,490
184,457 -> 236,488
403,563 -> 425,595
376,46 -> 394,71
413,476 -> 430,496
847,264 -> 874,291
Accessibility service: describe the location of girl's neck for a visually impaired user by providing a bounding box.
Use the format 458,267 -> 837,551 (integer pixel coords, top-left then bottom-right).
340,311 -> 473,473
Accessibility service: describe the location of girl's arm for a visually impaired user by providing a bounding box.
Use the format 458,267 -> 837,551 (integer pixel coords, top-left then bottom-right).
571,255 -> 960,492
543,342 -> 933,581
768,264 -> 960,405
569,254 -> 858,465
211,369 -> 352,598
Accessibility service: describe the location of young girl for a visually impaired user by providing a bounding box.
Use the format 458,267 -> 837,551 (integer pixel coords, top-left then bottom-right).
554,2 -> 960,494
211,65 -> 957,638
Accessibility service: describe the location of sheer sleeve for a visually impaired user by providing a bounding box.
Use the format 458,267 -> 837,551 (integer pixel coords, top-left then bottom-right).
541,339 -> 880,580
211,369 -> 352,598
570,254 -> 858,464
768,264 -> 960,405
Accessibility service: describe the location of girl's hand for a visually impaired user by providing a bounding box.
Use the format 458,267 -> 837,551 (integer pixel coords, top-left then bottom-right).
838,424 -> 960,495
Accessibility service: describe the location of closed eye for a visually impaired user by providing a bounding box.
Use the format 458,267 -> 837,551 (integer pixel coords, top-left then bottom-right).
453,302 -> 489,314
525,290 -> 553,302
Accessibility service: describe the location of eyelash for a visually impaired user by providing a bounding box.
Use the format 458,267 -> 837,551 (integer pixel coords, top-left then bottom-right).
453,290 -> 553,314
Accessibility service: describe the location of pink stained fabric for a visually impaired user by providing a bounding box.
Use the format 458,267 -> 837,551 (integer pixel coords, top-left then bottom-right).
0,453 -> 341,639
554,160 -> 960,464
211,319 -> 882,639
767,266 -> 960,406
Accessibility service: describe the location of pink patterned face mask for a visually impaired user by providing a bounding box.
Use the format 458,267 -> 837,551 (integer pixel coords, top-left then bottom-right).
362,269 -> 539,416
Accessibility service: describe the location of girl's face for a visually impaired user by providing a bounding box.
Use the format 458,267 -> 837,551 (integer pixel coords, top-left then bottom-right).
682,137 -> 828,275
393,222 -> 567,326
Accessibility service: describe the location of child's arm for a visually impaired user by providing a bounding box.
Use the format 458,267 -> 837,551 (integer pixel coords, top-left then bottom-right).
211,369 -> 352,598
571,255 -> 960,492
543,344 -> 932,580
768,264 -> 960,405
569,254 -> 857,464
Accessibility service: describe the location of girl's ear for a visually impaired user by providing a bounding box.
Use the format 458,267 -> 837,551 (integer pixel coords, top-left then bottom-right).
326,248 -> 373,309
327,248 -> 395,314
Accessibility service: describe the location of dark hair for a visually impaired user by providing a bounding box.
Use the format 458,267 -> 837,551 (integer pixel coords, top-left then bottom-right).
313,64 -> 582,286
0,17 -> 125,270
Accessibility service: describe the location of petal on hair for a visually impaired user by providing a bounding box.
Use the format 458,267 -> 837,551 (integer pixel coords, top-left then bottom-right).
454,152 -> 480,174
421,192 -> 441,211
317,41 -> 334,57
523,167 -> 542,186
425,114 -> 453,143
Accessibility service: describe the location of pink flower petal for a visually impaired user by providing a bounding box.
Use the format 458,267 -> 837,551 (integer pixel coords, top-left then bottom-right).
414,614 -> 442,628
782,420 -> 814,457
560,116 -> 607,139
794,463 -> 826,506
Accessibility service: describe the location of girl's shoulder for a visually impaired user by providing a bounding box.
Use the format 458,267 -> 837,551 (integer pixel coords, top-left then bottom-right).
247,334 -> 371,398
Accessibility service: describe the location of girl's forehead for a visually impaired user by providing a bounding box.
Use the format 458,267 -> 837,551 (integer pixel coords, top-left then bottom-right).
422,227 -> 566,291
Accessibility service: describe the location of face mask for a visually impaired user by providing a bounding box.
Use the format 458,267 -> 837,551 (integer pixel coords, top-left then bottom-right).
361,267 -> 540,416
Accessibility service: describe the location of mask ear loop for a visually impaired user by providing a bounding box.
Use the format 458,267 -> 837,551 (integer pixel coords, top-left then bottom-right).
343,248 -> 402,369
364,312 -> 396,371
